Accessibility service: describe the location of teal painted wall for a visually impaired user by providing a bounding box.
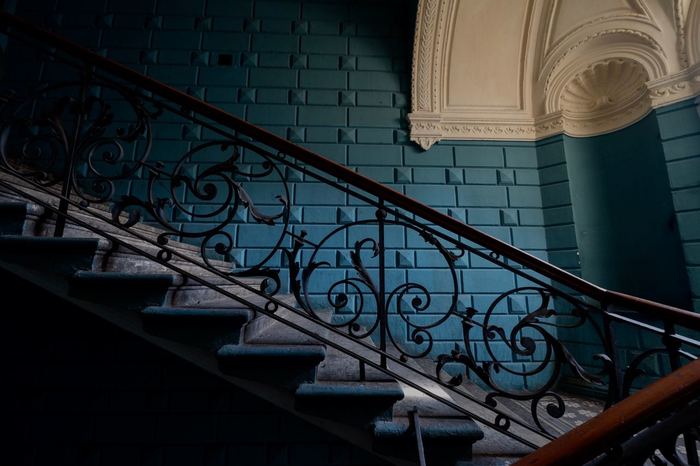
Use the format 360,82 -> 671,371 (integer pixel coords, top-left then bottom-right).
538,136 -> 579,274
658,100 -> 700,312
563,114 -> 691,309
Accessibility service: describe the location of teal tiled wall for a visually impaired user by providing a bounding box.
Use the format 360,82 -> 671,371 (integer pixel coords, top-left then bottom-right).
658,99 -> 700,311
537,136 -> 578,274
564,114 -> 691,309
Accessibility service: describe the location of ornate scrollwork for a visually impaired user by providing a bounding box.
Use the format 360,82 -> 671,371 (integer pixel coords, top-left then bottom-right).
110,137 -> 291,292
435,287 -> 608,435
0,78 -> 292,291
0,81 -> 156,202
290,217 -> 464,360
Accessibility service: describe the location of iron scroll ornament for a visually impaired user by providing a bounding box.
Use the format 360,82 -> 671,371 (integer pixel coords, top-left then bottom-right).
110,138 -> 291,294
287,215 -> 464,360
283,207 -> 608,436
0,81 -> 155,202
0,80 -> 293,293
435,286 -> 610,436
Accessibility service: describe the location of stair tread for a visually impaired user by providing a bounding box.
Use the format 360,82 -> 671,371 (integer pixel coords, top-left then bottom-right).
142,306 -> 251,319
217,344 -> 326,361
72,270 -> 175,283
0,235 -> 101,248
296,381 -> 404,400
374,417 -> 484,440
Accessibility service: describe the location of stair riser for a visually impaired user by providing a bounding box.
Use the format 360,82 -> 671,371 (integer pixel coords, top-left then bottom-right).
218,345 -> 326,391
141,312 -> 249,352
295,383 -> 404,428
219,362 -> 320,390
373,437 -> 475,466
296,397 -> 397,427
0,203 -> 34,235
69,274 -> 172,312
0,238 -> 99,278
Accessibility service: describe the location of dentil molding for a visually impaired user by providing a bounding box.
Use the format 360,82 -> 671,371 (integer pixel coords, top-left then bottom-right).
409,0 -> 700,149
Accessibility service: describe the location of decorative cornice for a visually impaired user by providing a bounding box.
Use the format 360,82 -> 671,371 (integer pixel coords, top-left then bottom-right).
647,61 -> 700,107
408,112 -> 563,148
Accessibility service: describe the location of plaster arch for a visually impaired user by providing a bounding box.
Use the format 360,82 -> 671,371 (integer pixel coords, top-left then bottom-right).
687,0 -> 700,66
409,0 -> 700,149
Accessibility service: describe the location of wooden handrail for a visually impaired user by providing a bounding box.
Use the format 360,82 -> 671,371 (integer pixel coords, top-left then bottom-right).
1,11 -> 698,330
513,357 -> 700,466
514,359 -> 700,466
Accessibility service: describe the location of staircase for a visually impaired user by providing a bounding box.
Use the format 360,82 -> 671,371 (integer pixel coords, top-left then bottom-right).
0,177 -> 488,466
1,11 -> 699,466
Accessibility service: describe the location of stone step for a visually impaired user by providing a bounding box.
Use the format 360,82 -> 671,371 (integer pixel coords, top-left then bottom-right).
69,271 -> 173,311
217,344 -> 326,389
141,306 -> 251,350
0,236 -> 100,277
295,381 -> 404,427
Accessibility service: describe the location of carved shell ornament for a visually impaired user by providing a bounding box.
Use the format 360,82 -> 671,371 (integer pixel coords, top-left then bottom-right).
561,59 -> 648,115
559,58 -> 652,136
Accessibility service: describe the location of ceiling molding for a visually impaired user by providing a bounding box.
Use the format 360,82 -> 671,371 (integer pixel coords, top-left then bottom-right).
409,0 -> 700,149
648,61 -> 700,107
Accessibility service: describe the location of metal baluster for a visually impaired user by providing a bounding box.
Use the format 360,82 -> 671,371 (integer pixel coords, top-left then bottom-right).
409,408 -> 427,466
377,200 -> 387,368
602,308 -> 622,407
55,65 -> 91,237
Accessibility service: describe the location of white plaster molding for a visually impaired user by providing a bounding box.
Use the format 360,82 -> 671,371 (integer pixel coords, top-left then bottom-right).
411,0 -> 453,114
648,61 -> 700,107
408,112 -> 563,147
674,0 -> 692,68
687,0 -> 700,65
542,0 -> 657,64
409,0 -> 700,149
542,28 -> 666,100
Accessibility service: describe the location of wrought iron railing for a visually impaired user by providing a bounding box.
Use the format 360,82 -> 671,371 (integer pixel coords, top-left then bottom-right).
1,12 -> 699,462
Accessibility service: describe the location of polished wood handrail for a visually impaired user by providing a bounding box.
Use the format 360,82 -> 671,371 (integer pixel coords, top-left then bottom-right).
513,357 -> 700,466
1,11 -> 698,329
